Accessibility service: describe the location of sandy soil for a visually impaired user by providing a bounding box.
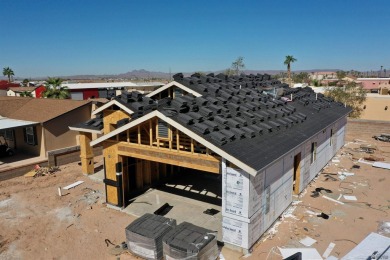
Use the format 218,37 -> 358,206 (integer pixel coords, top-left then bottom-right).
0,134 -> 389,260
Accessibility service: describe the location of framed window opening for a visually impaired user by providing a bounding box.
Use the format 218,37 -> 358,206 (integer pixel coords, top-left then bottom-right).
0,129 -> 14,141
24,126 -> 37,145
311,142 -> 317,164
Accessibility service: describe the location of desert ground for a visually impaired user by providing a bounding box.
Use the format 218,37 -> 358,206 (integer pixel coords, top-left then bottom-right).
0,132 -> 389,260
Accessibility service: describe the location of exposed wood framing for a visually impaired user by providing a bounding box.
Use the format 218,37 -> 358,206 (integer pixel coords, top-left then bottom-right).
79,132 -> 94,175
117,142 -> 220,173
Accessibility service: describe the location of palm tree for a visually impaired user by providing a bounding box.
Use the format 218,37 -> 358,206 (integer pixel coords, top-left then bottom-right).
43,77 -> 69,99
284,55 -> 297,86
3,67 -> 14,83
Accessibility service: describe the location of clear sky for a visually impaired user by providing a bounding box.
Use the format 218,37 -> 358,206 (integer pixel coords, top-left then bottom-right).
1,0 -> 389,78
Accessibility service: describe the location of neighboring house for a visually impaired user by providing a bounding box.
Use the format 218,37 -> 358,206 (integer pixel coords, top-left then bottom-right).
0,80 -> 20,96
72,72 -> 351,251
357,78 -> 390,93
0,97 -> 92,158
7,85 -> 45,98
310,71 -> 337,80
61,81 -> 164,100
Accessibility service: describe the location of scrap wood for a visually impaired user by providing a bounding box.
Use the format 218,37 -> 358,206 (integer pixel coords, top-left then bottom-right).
373,162 -> 390,170
24,170 -> 37,177
63,180 -> 84,190
323,195 -> 344,205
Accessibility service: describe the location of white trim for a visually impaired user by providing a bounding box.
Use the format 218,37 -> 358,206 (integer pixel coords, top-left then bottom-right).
146,81 -> 202,98
90,111 -> 158,146
92,100 -> 134,115
68,126 -> 103,134
90,110 -> 257,176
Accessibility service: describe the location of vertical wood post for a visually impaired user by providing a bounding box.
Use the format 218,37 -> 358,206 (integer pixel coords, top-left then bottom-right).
79,132 -> 94,175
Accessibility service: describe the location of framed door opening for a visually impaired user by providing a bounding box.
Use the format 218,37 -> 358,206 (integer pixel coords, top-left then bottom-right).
293,152 -> 301,194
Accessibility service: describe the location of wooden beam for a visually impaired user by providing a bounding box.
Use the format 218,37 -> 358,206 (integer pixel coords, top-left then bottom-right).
169,126 -> 172,150
176,129 -> 180,152
117,142 -> 220,173
149,120 -> 153,146
79,132 -> 94,175
191,138 -> 194,154
127,129 -> 130,143
137,125 -> 141,145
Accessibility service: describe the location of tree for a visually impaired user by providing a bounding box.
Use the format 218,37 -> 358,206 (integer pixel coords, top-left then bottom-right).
284,55 -> 297,86
292,72 -> 310,84
3,67 -> 14,83
231,56 -> 245,76
43,77 -> 69,99
20,91 -> 33,97
224,68 -> 235,76
22,79 -> 29,87
336,70 -> 346,81
324,81 -> 367,118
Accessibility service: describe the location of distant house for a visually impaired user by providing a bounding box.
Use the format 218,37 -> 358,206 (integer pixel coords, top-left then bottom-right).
357,78 -> 390,93
0,97 -> 92,158
61,81 -> 164,100
310,71 -> 337,80
0,80 -> 20,96
7,85 -> 46,98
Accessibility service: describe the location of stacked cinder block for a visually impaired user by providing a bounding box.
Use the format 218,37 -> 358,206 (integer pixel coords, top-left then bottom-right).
162,222 -> 218,260
125,213 -> 176,260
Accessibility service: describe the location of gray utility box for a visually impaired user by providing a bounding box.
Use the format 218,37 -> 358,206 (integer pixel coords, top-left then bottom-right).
162,222 -> 218,260
125,213 -> 176,260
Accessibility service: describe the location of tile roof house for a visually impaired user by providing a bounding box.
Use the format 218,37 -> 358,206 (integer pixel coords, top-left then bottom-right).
72,72 -> 351,251
0,97 -> 92,159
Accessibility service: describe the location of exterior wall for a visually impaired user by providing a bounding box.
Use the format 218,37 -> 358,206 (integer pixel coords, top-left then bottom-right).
358,78 -> 390,91
35,86 -> 45,98
346,119 -> 390,136
43,105 -> 92,155
14,125 -> 43,156
221,116 -> 348,250
359,96 -> 390,121
103,110 -> 130,134
82,89 -> 99,100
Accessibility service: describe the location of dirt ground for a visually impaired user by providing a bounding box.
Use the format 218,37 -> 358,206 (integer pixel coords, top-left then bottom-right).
0,133 -> 389,260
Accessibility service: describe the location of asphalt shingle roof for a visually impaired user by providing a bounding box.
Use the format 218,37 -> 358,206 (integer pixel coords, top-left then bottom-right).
96,73 -> 352,171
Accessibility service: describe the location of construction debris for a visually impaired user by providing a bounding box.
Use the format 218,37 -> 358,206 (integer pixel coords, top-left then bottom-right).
63,180 -> 84,190
341,233 -> 390,260
299,236 -> 317,247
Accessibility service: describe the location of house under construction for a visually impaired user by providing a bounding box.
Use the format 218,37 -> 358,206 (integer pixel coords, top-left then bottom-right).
70,72 -> 351,250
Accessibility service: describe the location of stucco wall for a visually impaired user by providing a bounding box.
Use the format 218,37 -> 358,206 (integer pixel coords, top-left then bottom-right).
14,125 -> 43,156
43,105 -> 91,154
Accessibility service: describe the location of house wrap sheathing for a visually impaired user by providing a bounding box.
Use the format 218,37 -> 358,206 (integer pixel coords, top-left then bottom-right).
72,72 -> 351,251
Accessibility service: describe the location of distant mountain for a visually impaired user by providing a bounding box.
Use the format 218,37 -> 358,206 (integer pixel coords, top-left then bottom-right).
14,68 -> 368,81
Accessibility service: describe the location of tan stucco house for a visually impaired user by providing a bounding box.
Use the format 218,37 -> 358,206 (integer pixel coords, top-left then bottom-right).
0,97 -> 92,158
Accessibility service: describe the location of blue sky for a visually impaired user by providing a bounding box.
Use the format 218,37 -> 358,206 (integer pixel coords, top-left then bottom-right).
1,0 -> 389,78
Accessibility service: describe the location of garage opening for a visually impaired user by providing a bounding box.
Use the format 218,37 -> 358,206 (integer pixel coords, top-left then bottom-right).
121,156 -> 223,240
